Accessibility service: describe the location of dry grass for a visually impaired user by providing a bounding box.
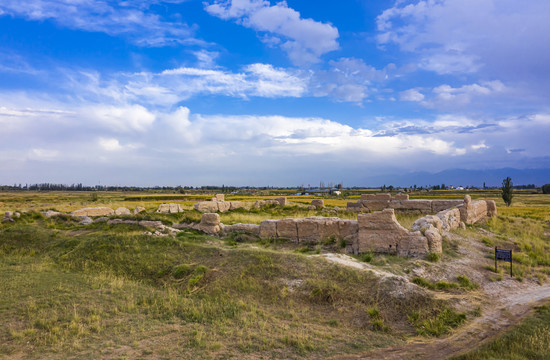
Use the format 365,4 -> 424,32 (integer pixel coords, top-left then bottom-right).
1,217 -> 452,359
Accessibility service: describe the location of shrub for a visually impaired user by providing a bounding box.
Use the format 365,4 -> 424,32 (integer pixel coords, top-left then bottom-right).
359,252 -> 373,263
542,184 -> 550,194
338,238 -> 347,249
366,306 -> 380,318
427,253 -> 440,262
417,308 -> 466,336
457,275 -> 479,290
172,264 -> 192,279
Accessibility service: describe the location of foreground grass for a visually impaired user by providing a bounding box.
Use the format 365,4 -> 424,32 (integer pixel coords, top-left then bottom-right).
0,218 -> 458,359
452,303 -> 550,360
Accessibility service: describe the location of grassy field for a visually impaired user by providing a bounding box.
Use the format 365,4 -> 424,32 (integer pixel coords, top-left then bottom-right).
0,216 -> 458,359
1,189 -> 549,358
452,303 -> 550,360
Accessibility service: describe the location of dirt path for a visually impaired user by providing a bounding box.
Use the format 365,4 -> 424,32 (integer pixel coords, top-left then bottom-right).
331,277 -> 550,360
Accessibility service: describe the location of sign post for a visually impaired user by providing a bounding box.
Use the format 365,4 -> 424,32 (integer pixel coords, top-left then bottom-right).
495,247 -> 513,277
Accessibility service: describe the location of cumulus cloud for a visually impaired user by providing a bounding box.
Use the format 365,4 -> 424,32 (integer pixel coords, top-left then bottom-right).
400,88 -> 424,102
205,0 -> 339,64
0,0 -> 198,46
98,138 -> 123,151
421,81 -> 506,109
88,104 -> 156,132
377,0 -> 550,83
471,142 -> 489,151
1,92 -> 550,184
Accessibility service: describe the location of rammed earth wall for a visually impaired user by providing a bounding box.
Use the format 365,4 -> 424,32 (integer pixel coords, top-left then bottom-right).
209,195 -> 498,258
346,193 -> 463,213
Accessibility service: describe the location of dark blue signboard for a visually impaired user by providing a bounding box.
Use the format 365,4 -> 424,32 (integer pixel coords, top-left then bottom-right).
495,247 -> 513,276
495,249 -> 512,262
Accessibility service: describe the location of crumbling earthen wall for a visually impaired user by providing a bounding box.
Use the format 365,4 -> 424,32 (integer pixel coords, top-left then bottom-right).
212,195 -> 498,258
253,216 -> 358,244
194,200 -> 244,213
354,209 -> 431,256
347,193 -> 463,214
194,195 -> 287,213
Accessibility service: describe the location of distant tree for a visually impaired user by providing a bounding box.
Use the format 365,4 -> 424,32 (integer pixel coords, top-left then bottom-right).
501,177 -> 514,207
542,184 -> 550,194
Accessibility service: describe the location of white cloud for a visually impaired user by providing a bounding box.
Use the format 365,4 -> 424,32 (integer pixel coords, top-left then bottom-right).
166,111 -> 464,158
193,50 -> 220,68
400,88 -> 424,102
2,86 -> 550,185
89,104 -> 156,132
310,58 -> 389,103
205,0 -> 339,64
377,0 -> 550,82
471,142 -> 489,151
98,138 -> 123,151
27,148 -> 59,160
0,0 -> 198,47
122,63 -> 308,103
421,81 -> 506,109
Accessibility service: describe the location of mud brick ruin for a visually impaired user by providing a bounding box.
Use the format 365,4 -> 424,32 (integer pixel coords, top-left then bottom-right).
346,193 -> 464,213
29,193 -> 497,259
207,194 -> 497,258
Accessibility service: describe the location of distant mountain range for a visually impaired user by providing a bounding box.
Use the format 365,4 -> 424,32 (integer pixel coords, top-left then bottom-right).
361,168 -> 550,188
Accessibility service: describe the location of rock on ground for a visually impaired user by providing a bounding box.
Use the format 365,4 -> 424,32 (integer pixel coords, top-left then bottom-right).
71,207 -> 115,217
115,207 -> 131,216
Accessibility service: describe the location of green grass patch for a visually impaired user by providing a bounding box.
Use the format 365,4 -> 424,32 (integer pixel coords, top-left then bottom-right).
412,276 -> 479,291
408,308 -> 467,337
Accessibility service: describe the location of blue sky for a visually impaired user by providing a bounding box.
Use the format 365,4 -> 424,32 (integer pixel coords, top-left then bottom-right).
1,0 -> 549,186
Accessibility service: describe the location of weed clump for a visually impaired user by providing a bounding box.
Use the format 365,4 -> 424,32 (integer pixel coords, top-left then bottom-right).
427,253 -> 440,262
172,264 -> 192,279
366,305 -> 389,332
359,252 -> 373,263
457,275 -> 479,290
409,308 -> 466,336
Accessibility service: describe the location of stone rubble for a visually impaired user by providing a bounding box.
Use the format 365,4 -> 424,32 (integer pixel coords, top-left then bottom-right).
115,207 -> 132,216
134,206 -> 146,214
156,203 -> 184,214
71,207 -> 115,217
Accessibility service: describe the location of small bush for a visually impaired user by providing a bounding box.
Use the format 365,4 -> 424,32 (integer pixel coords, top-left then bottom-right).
366,306 -> 380,318
412,308 -> 466,337
412,277 -> 458,291
457,275 -> 479,290
338,238 -> 347,248
309,281 -> 341,304
434,281 -> 458,290
359,252 -> 373,263
412,277 -> 432,288
296,247 -> 313,254
172,264 -> 192,279
427,253 -> 440,262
